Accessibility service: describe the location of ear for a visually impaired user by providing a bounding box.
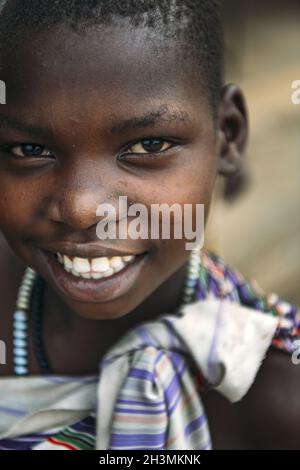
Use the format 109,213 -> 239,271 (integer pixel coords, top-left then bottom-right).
217,84 -> 249,176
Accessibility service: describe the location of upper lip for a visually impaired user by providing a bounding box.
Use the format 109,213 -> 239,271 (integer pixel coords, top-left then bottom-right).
39,242 -> 147,259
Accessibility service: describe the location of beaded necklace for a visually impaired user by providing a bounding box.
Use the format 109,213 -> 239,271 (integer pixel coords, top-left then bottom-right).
13,248 -> 202,376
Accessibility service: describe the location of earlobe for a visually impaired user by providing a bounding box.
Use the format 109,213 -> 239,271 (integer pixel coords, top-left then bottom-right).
218,141 -> 242,176
217,84 -> 249,177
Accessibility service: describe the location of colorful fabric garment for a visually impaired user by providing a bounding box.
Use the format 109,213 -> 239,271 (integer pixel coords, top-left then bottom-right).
0,250 -> 299,450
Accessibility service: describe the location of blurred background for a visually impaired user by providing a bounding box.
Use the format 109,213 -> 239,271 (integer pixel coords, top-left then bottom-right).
205,0 -> 300,305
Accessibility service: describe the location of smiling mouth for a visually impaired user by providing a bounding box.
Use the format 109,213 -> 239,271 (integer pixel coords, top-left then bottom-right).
37,246 -> 150,303
53,252 -> 140,280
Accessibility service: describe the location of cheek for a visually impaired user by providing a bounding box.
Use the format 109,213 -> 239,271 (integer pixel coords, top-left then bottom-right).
127,160 -> 216,271
0,175 -> 39,237
183,153 -> 218,224
130,160 -> 216,225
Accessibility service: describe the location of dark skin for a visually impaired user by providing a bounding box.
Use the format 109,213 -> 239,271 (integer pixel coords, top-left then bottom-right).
0,23 -> 299,449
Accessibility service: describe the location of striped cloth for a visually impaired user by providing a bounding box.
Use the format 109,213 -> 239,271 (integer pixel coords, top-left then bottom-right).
0,250 -> 299,450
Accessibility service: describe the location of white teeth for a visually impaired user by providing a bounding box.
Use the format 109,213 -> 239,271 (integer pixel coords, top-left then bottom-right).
91,257 -> 110,272
64,255 -> 73,270
73,257 -> 90,273
57,253 -> 63,263
110,256 -> 126,270
123,255 -> 134,263
102,268 -> 115,277
81,273 -> 92,279
91,272 -> 103,280
71,268 -> 80,277
56,252 -> 138,280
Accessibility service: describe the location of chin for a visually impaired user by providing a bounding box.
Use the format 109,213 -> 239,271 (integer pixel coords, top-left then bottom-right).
63,296 -> 135,321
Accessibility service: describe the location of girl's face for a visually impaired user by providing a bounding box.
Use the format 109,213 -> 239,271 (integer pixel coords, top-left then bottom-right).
0,24 -> 220,319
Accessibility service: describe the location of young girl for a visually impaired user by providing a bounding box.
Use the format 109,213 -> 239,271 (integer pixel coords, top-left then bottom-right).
0,0 -> 299,450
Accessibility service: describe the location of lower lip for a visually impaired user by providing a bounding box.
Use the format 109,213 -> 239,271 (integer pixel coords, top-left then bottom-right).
38,250 -> 149,303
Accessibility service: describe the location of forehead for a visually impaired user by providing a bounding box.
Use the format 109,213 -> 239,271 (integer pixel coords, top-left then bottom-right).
0,23 -> 206,110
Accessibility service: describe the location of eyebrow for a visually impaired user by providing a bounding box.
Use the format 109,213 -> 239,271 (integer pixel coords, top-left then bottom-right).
0,106 -> 192,138
0,115 -> 53,139
110,107 -> 192,135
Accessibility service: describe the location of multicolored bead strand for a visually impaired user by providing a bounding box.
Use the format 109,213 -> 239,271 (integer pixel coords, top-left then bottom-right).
13,268 -> 37,376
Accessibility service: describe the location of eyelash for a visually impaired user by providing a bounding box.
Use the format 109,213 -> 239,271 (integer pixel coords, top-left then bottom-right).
118,137 -> 179,159
0,137 -> 179,160
0,143 -> 55,160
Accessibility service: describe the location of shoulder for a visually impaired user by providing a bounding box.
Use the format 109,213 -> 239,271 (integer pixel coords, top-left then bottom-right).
201,250 -> 300,354
203,347 -> 300,449
240,346 -> 300,449
200,251 -> 300,448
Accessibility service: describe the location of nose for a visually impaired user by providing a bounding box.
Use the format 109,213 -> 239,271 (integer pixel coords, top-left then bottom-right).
49,190 -> 101,231
46,173 -> 110,232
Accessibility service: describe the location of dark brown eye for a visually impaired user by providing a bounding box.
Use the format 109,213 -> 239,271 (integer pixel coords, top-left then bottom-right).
10,143 -> 54,158
126,138 -> 173,155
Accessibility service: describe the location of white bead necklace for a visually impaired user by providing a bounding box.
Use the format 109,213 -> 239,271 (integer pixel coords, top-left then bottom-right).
13,268 -> 37,376
12,248 -> 201,376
